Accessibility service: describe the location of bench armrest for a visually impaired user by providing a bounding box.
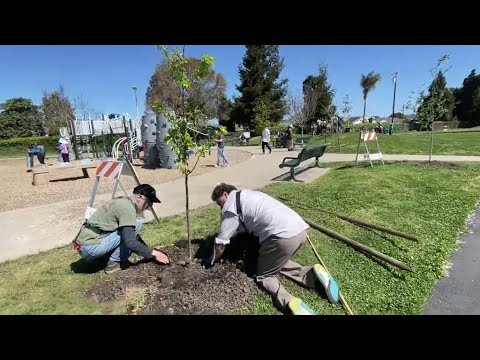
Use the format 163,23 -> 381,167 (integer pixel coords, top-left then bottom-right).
281,156 -> 298,164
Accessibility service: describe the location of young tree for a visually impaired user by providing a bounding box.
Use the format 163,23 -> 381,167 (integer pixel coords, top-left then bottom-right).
415,55 -> 451,162
286,89 -> 317,143
152,46 -> 214,262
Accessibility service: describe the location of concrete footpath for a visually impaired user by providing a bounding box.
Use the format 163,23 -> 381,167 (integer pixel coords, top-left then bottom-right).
1,147 -> 480,263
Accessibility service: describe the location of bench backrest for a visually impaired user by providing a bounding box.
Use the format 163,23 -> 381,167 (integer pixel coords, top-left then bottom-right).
299,144 -> 328,162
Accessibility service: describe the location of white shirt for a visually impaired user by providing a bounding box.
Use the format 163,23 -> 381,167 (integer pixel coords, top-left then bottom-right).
215,190 -> 309,245
261,128 -> 270,142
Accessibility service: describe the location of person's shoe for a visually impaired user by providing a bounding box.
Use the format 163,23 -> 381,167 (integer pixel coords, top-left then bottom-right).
104,261 -> 121,274
128,253 -> 143,265
313,264 -> 340,304
288,297 -> 316,315
104,260 -> 130,274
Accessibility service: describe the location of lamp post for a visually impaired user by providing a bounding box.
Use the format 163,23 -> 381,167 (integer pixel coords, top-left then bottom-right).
132,86 -> 139,120
390,72 -> 398,135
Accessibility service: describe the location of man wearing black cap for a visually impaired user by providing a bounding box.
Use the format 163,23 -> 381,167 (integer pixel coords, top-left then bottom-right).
74,184 -> 170,274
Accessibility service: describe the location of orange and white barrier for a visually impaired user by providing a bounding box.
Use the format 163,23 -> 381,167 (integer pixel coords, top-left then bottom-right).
356,131 -> 384,167
96,161 -> 123,180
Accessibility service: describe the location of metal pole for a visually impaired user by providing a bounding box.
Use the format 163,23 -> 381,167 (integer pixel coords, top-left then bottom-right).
391,72 -> 397,125
132,86 -> 139,120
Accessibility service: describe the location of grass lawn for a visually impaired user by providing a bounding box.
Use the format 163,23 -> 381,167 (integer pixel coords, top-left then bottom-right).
244,131 -> 480,156
1,161 -> 479,314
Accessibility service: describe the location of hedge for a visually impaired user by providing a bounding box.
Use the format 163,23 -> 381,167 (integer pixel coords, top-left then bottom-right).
0,136 -> 61,151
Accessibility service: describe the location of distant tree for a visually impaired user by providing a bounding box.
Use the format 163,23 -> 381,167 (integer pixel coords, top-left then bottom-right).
42,84 -> 75,135
217,96 -> 235,132
389,112 -> 406,119
453,69 -> 480,127
286,89 -> 317,141
72,95 -> 100,121
302,64 -> 335,121
146,57 -> 227,130
233,45 -> 288,131
360,71 -> 382,123
0,98 -> 44,139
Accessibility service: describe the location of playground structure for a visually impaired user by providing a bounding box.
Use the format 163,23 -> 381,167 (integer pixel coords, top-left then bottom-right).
66,113 -> 142,163
141,109 -> 220,169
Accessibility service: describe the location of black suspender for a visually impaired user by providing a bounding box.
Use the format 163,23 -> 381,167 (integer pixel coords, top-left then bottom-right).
236,190 -> 249,233
236,190 -> 242,216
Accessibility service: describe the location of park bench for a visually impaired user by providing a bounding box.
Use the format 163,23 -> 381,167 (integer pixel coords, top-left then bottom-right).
31,160 -> 97,186
279,143 -> 329,182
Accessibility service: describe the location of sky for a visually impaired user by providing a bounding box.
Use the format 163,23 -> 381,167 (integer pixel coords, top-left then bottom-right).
1,45 -> 480,119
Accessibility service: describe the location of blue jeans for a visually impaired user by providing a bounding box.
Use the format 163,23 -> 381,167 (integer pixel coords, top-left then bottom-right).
80,218 -> 143,263
217,148 -> 229,165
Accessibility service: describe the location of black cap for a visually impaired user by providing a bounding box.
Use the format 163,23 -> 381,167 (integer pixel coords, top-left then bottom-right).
133,184 -> 161,203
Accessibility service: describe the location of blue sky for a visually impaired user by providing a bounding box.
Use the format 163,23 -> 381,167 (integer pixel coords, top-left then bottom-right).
1,45 -> 480,119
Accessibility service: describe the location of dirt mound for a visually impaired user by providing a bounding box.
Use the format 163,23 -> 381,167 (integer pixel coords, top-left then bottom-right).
84,237 -> 264,315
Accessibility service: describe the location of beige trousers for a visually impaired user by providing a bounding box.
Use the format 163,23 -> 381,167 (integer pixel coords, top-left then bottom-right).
255,230 -> 317,309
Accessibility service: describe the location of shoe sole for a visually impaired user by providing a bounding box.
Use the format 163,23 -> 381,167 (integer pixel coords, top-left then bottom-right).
313,264 -> 340,304
288,298 -> 316,315
104,267 -> 121,274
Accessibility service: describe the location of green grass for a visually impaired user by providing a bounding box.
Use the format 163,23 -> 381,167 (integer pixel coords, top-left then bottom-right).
241,131 -> 480,156
312,131 -> 480,155
0,162 -> 479,314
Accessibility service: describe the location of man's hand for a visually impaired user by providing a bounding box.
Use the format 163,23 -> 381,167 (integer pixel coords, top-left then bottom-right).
152,249 -> 170,264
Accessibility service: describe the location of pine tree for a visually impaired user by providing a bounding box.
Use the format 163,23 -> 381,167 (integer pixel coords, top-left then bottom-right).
233,45 -> 288,132
302,64 -> 335,121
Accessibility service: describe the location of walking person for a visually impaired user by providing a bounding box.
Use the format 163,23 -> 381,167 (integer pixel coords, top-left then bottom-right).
261,126 -> 272,154
215,131 -> 229,167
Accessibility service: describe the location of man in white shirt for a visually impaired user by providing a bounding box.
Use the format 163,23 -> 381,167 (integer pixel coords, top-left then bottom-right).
261,127 -> 272,154
203,183 -> 340,315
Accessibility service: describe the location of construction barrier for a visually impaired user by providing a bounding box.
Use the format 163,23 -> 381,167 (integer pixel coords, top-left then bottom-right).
85,157 -> 160,222
355,131 -> 384,167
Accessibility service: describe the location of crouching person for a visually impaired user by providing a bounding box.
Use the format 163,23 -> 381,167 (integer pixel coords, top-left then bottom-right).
204,183 -> 340,315
73,184 -> 170,274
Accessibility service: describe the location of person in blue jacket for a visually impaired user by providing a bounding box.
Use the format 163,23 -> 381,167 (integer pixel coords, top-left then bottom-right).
26,143 -> 46,167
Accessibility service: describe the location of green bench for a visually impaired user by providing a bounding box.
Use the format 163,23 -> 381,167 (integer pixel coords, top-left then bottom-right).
279,143 -> 329,182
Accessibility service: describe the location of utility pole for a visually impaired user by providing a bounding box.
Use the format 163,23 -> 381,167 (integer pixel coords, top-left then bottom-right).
391,72 -> 398,124
390,72 -> 398,135
132,86 -> 139,120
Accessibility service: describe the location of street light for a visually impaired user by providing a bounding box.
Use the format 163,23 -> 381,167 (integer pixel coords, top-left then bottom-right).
390,72 -> 398,135
132,86 -> 139,120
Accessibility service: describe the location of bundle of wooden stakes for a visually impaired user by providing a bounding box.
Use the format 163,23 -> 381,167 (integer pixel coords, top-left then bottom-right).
276,196 -> 420,315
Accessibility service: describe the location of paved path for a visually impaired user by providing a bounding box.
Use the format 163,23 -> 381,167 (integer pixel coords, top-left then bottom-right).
424,205 -> 480,315
1,147 -> 480,263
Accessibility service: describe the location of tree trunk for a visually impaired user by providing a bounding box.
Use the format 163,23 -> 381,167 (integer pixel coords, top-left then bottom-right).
185,171 -> 191,261
429,123 -> 434,162
301,125 -> 304,144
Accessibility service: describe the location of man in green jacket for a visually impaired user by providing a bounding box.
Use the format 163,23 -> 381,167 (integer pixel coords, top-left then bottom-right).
73,184 -> 170,274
